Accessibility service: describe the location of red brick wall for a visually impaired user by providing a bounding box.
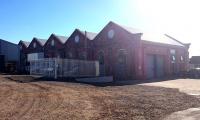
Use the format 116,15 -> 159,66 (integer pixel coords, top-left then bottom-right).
64,29 -> 93,60
44,35 -> 64,58
93,22 -> 142,80
27,38 -> 44,54
93,22 -> 189,80
140,41 -> 189,79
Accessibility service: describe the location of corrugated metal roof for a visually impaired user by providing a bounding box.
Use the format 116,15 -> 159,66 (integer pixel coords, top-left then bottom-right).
111,21 -> 185,47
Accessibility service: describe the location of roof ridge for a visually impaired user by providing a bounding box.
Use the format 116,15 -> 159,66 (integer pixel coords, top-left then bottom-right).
109,21 -> 142,35
54,33 -> 67,37
53,34 -> 68,44
76,29 -> 97,40
35,38 -> 47,46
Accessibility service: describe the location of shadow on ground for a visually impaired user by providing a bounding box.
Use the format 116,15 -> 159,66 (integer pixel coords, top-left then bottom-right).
4,75 -> 190,87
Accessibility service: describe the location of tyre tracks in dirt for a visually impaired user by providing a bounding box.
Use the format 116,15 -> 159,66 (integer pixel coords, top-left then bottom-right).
15,82 -> 64,120
0,79 -> 65,120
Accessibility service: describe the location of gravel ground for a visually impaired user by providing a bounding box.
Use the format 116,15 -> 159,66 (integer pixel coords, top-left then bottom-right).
141,79 -> 200,120
0,76 -> 200,120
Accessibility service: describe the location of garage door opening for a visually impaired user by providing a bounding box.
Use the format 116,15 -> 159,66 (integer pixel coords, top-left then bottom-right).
145,54 -> 165,79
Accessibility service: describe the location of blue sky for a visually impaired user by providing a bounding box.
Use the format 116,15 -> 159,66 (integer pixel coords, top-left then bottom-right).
0,0 -> 139,42
0,0 -> 199,56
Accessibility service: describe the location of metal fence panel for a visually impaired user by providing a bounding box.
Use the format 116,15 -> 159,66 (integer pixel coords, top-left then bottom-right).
29,58 -> 99,78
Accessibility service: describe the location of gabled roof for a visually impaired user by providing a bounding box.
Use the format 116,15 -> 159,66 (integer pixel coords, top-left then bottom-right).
77,29 -> 97,40
111,21 -> 142,34
35,38 -> 47,46
23,41 -> 30,47
141,33 -> 185,47
110,21 -> 186,47
0,39 -> 18,46
54,34 -> 68,44
19,40 -> 30,47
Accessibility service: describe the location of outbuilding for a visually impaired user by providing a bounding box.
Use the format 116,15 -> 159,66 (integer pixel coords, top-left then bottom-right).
0,39 -> 20,73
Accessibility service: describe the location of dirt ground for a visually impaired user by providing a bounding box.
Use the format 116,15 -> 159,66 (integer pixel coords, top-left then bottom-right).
141,79 -> 200,120
0,76 -> 200,120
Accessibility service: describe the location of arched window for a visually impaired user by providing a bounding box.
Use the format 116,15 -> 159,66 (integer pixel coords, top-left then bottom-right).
181,56 -> 184,62
170,49 -> 176,63
75,35 -> 80,43
33,42 -> 36,48
108,29 -> 115,39
51,40 -> 55,46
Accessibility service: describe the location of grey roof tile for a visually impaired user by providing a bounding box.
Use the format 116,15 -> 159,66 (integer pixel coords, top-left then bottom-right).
54,34 -> 68,43
79,30 -> 97,40
111,21 -> 185,47
141,33 -> 184,47
21,41 -> 30,47
36,38 -> 47,46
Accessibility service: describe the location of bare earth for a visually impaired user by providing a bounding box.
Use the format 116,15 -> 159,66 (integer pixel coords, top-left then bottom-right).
142,79 -> 200,120
0,76 -> 200,120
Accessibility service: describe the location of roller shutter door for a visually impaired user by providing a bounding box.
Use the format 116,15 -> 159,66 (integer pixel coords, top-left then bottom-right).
156,56 -> 164,78
146,55 -> 155,79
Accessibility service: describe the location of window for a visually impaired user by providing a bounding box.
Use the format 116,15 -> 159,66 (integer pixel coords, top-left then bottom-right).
181,56 -> 184,61
98,51 -> 104,65
33,42 -> 36,48
108,29 -> 115,39
118,49 -> 127,65
170,49 -> 176,63
172,56 -> 176,61
51,40 -> 55,46
75,35 -> 79,43
170,49 -> 176,54
79,52 -> 87,60
68,52 -> 73,58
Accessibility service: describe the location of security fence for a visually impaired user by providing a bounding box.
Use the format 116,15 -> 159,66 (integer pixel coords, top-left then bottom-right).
29,58 -> 99,79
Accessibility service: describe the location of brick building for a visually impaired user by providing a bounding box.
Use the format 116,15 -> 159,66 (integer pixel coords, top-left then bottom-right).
18,21 -> 190,80
93,21 -> 190,80
64,29 -> 97,60
26,37 -> 47,61
44,34 -> 68,58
